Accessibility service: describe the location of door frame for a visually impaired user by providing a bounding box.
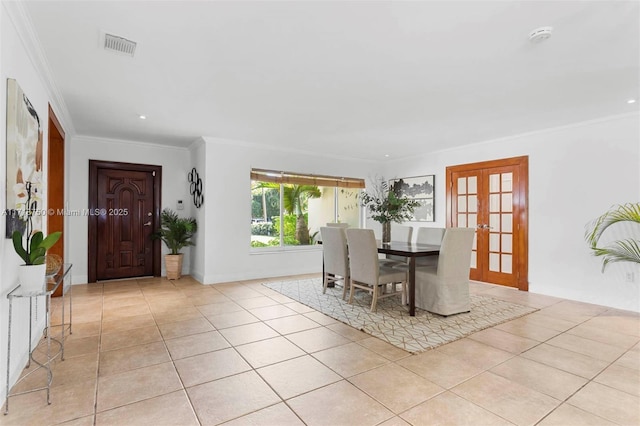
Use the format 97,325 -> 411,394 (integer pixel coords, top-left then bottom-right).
445,156 -> 529,291
47,105 -> 65,296
88,160 -> 162,283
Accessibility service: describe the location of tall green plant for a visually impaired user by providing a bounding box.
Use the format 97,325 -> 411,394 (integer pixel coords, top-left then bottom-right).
153,208 -> 198,255
585,202 -> 640,271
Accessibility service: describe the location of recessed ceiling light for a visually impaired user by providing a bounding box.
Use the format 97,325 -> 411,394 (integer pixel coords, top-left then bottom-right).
139,115 -> 147,119
384,154 -> 390,158
628,99 -> 637,104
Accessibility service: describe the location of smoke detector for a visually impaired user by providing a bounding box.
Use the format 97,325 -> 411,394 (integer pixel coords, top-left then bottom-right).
529,26 -> 553,43
103,33 -> 137,56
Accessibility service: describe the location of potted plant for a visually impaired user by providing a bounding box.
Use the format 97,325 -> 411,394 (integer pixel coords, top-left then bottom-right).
585,202 -> 640,271
153,208 -> 197,280
360,177 -> 420,244
12,181 -> 62,292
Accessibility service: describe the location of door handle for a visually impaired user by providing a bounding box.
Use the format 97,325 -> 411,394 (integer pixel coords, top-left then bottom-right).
477,224 -> 493,230
143,221 -> 152,226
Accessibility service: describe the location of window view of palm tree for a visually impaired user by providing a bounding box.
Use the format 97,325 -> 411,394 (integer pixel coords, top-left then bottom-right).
251,182 -> 320,247
250,170 -> 363,249
250,183 -> 280,247
251,183 -> 360,248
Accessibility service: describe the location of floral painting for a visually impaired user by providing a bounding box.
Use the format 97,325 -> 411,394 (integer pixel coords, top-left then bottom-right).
5,79 -> 43,238
390,175 -> 435,221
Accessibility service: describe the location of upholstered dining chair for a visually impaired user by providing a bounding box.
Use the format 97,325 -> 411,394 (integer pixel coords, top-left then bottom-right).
415,227 -> 446,267
380,225 -> 413,267
345,228 -> 407,312
319,226 -> 350,299
326,222 -> 349,228
415,227 -> 475,316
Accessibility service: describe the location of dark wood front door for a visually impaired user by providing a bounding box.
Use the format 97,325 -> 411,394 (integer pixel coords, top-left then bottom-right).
88,161 -> 161,282
446,156 -> 529,290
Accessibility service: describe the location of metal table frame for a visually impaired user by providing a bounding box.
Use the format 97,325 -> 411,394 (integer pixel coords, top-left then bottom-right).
4,263 -> 73,415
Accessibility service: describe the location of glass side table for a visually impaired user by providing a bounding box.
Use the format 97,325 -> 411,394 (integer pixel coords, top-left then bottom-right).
4,263 -> 73,415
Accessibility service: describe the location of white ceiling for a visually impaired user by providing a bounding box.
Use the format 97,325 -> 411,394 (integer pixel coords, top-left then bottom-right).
23,0 -> 640,161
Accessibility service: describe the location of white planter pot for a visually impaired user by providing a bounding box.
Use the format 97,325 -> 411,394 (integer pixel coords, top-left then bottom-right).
18,263 -> 47,293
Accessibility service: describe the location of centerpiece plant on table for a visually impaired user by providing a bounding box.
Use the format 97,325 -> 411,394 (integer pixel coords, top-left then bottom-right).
359,177 -> 420,244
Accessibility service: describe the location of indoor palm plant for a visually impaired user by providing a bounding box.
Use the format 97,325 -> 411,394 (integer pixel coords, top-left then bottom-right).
585,202 -> 640,271
12,181 -> 62,291
360,177 -> 420,244
153,208 -> 198,279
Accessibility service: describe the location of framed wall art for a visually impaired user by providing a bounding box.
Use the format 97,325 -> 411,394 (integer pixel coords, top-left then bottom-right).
5,78 -> 44,238
391,174 -> 435,222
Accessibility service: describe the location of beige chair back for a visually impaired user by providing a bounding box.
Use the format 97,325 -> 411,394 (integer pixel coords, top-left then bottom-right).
436,228 -> 475,279
384,225 -> 413,264
391,225 -> 413,243
320,226 -> 349,279
345,228 -> 380,286
416,227 -> 445,245
415,227 -> 445,267
326,223 -> 349,228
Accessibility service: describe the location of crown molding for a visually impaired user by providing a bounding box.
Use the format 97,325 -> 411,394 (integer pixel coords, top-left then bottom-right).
201,136 -> 379,165
388,111 -> 640,163
3,0 -> 76,137
74,134 -> 190,152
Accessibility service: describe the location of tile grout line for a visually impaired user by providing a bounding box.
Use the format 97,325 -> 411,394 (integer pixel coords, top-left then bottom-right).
92,282 -> 105,426
41,276 -> 639,425
150,279 -> 203,426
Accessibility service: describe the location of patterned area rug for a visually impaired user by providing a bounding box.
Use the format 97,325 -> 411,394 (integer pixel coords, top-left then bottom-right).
264,277 -> 538,353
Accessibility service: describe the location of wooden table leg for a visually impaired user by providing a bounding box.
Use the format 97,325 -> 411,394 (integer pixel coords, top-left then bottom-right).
409,257 -> 416,316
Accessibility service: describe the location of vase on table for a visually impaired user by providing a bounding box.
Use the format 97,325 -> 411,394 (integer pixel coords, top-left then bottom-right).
382,222 -> 391,245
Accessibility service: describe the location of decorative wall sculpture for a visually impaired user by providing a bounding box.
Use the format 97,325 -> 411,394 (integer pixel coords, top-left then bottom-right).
188,168 -> 204,208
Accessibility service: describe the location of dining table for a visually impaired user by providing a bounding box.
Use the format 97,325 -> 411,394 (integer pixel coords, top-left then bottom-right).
377,242 -> 440,316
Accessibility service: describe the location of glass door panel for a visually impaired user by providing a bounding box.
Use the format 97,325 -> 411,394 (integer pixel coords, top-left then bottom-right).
447,158 -> 526,289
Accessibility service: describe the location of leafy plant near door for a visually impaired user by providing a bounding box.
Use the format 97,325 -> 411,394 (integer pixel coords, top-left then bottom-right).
585,202 -> 640,271
12,181 -> 62,291
153,208 -> 197,279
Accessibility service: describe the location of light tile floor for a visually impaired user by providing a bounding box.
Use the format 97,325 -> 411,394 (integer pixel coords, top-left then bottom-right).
1,274 -> 638,426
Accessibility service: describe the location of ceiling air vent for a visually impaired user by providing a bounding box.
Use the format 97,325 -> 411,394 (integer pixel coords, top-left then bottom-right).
104,33 -> 137,57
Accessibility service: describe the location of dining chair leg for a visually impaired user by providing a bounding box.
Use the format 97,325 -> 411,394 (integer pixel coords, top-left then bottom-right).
401,282 -> 407,305
322,273 -> 329,294
348,280 -> 355,305
371,285 -> 378,312
342,277 -> 349,300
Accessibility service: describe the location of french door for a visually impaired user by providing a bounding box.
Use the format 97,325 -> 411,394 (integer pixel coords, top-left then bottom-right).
446,156 -> 528,290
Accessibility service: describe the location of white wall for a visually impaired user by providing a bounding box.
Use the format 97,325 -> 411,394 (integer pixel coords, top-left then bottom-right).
0,1 -> 53,402
1,5 -> 637,409
382,113 -> 640,312
189,138 -> 207,283
195,138 -> 376,284
67,136 -> 193,283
